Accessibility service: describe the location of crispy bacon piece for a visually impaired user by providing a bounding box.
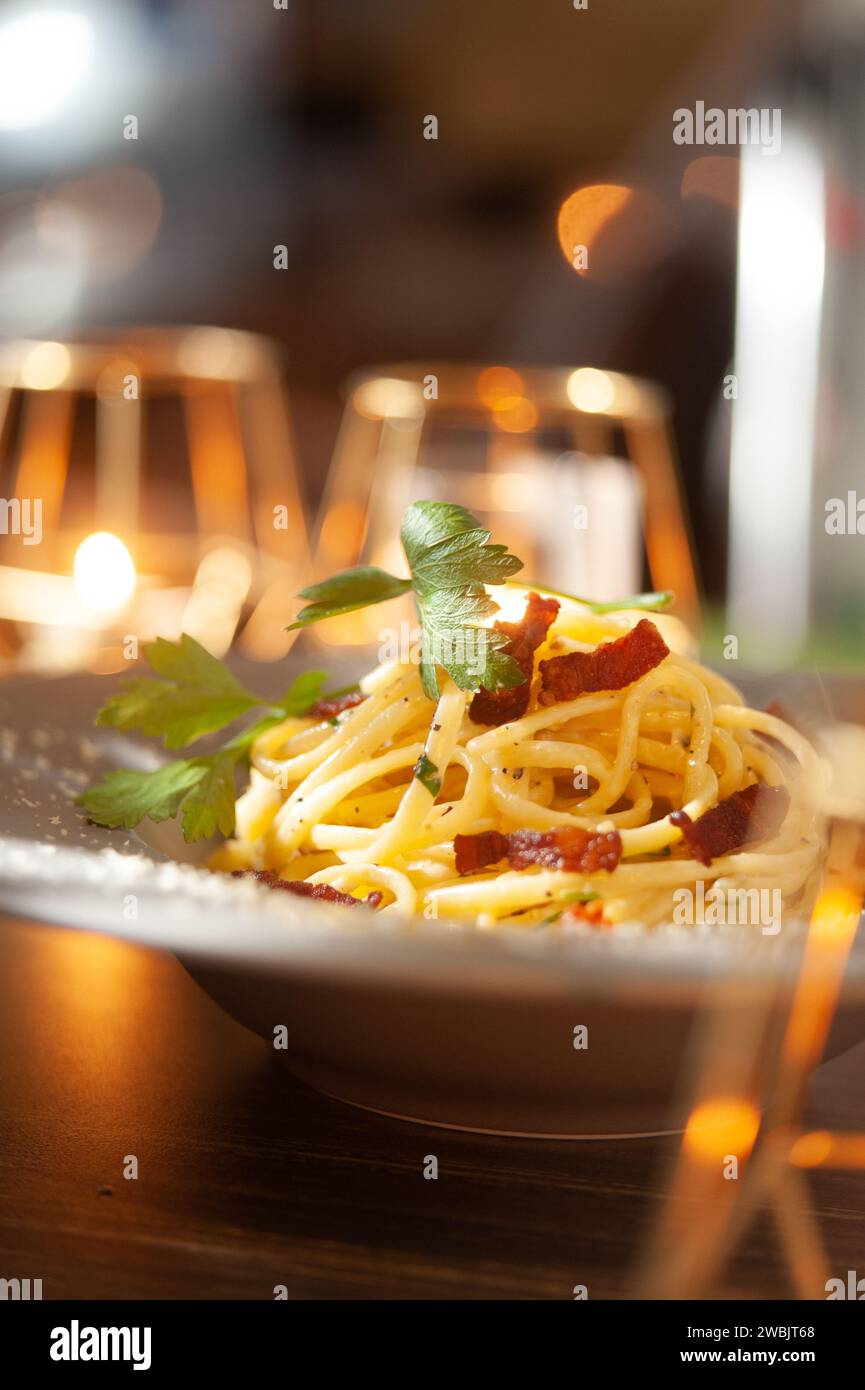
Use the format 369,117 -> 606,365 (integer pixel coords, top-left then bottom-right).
232,869 -> 382,909
310,690 -> 366,721
670,783 -> 790,867
453,830 -> 508,874
469,592 -> 560,726
453,826 -> 622,875
538,618 -> 669,705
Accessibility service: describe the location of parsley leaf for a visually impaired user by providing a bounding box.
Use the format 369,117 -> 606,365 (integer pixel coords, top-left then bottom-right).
178,751 -> 239,841
410,584 -> 517,699
287,566 -> 412,628
404,503 -> 524,698
286,499 -> 525,699
76,760 -> 208,831
413,752 -> 442,798
77,648 -> 332,841
520,585 -> 673,615
95,634 -> 262,749
579,590 -> 673,615
506,581 -> 673,615
94,635 -> 328,751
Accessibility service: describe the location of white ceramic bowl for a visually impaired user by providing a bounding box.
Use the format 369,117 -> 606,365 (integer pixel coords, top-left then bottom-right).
0,671 -> 862,1138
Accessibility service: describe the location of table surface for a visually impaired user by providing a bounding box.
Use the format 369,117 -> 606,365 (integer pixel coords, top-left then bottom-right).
2,914 -> 864,1301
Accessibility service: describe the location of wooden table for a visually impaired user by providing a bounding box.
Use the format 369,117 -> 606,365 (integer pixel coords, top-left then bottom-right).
2,915 -> 864,1301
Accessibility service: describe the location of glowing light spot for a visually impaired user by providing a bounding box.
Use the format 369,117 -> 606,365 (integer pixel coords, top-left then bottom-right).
95,357 -> 140,404
683,1098 -> 761,1162
20,340 -> 71,390
73,532 -> 136,614
789,1130 -> 833,1168
557,184 -> 633,275
491,395 -> 537,433
353,378 -> 425,421
567,367 -> 615,414
178,328 -> 242,381
485,584 -> 537,625
791,1131 -> 865,1170
809,885 -> 862,946
557,183 -> 674,281
477,366 -> 524,407
0,10 -> 94,132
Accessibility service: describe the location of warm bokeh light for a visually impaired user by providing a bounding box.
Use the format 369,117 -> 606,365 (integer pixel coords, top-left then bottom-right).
95,357 -> 141,404
681,155 -> 740,211
73,532 -> 137,615
490,395 -> 538,433
782,875 -> 863,1073
791,1131 -> 865,1170
19,340 -> 71,390
476,365 -> 524,407
558,184 -> 633,273
789,1130 -> 833,1169
485,584 -> 539,625
683,1097 -> 761,1163
178,327 -> 243,381
0,9 -> 94,131
353,377 -> 425,421
557,183 -> 675,281
566,366 -> 615,413
808,884 -> 862,947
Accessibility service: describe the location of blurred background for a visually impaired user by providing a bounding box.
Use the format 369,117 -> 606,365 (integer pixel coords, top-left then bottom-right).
0,0 -> 862,674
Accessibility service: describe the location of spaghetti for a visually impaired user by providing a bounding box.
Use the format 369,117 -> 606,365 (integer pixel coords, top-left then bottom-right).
210,589 -> 825,930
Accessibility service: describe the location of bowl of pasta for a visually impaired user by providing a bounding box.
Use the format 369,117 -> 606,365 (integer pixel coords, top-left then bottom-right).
0,501 -> 858,1137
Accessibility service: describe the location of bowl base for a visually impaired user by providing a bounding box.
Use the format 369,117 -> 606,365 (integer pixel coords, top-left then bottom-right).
316,1084 -> 688,1140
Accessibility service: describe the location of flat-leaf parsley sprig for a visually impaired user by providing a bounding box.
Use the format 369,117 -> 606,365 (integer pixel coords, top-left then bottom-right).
77,634 -> 339,841
288,500 -> 525,698
78,500 -> 677,844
